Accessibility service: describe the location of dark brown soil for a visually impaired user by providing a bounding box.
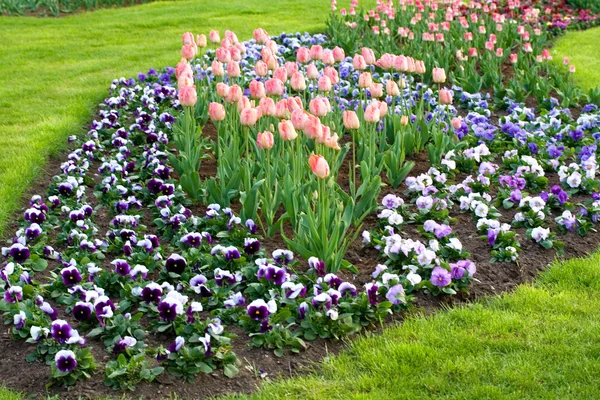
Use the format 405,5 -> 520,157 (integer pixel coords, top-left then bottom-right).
1,113 -> 600,400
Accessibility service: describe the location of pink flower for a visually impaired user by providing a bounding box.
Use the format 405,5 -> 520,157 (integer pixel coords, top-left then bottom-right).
182,32 -> 195,46
227,61 -> 240,78
509,54 -> 518,64
306,64 -> 319,80
181,44 -> 197,60
256,131 -> 274,149
291,109 -> 308,130
229,47 -> 242,62
318,76 -> 332,92
570,65 -> 576,73
415,60 -> 426,75
296,47 -> 311,64
394,55 -> 408,72
323,66 -> 339,84
523,43 -> 533,53
253,28 -> 269,44
259,97 -> 276,117
216,47 -> 231,64
285,61 -> 299,76
212,60 -> 224,77
287,97 -> 303,112
369,83 -> 384,98
309,96 -> 330,117
321,50 -> 335,65
209,30 -> 220,44
377,53 -> 395,69
343,110 -> 360,130
216,82 -> 229,98
274,99 -> 289,119
274,67 -> 288,83
265,78 -> 285,96
563,57 -> 569,66
439,88 -> 453,105
358,72 -> 372,88
175,60 -> 192,80
364,101 -> 381,123
309,154 -> 330,179
225,30 -> 238,44
278,120 -> 298,141
304,115 -> 323,139
225,85 -> 243,104
332,46 -> 345,62
255,60 -> 268,77
496,48 -> 504,57
290,72 -> 307,91
451,117 -> 462,129
352,54 -> 367,70
263,54 -> 278,70
178,86 -> 197,107
361,47 -> 376,65
249,80 -> 265,99
309,45 -> 323,60
325,132 -> 341,151
386,80 -> 400,96
240,108 -> 260,126
209,102 -> 226,121
432,67 -> 446,83
237,96 -> 251,113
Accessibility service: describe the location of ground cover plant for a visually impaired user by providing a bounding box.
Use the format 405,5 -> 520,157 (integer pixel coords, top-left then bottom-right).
0,0 -> 154,16
1,0 -> 600,399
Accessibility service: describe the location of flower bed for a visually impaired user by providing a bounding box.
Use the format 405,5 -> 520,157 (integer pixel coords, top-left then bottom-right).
0,0 -> 155,17
1,0 -> 600,398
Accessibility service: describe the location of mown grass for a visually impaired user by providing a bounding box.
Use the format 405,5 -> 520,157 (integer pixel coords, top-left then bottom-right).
229,250 -> 600,400
552,26 -> 600,92
0,0 -> 332,237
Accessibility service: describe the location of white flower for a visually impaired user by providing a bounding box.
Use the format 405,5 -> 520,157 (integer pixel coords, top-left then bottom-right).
530,227 -> 550,242
566,171 -> 582,188
406,271 -> 422,285
474,203 -> 489,218
447,238 -> 463,251
388,212 -> 404,225
326,309 -> 339,320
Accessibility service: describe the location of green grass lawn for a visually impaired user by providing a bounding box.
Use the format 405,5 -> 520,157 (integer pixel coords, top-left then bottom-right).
230,251 -> 600,400
0,0 -> 333,236
552,26 -> 600,92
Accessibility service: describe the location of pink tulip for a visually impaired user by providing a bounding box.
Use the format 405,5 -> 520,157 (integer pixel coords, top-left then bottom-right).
369,83 -> 384,98
287,97 -> 303,112
309,154 -> 330,179
352,54 -> 367,70
285,61 -> 299,76
361,47 -> 376,65
237,96 -> 251,113
255,60 -> 268,77
253,28 -> 269,44
221,38 -> 232,49
225,30 -> 239,45
182,32 -> 195,45
229,47 -> 242,62
209,30 -> 220,44
178,86 -> 197,107
236,42 -> 246,54
265,40 -> 278,55
306,64 -> 319,80
257,131 -> 274,150
325,133 -> 341,151
196,34 -> 207,48
321,50 -> 335,65
570,65 -> 576,73
296,47 -> 311,64
316,124 -> 331,144
364,101 -> 381,123
275,99 -> 290,119
563,57 -> 569,66
227,61 -> 241,78
182,44 -> 197,60
263,54 -> 278,71
394,55 -> 408,72
216,82 -> 229,98
323,66 -> 339,84
216,47 -> 231,64
310,45 -> 323,60
318,76 -> 332,92
496,48 -> 504,57
278,120 -> 298,141
259,97 -> 276,117
209,102 -> 226,121
400,115 -> 409,125
439,88 -> 453,105
451,117 -> 462,129
290,72 -> 307,91
432,67 -> 446,83
358,72 -> 372,89
225,85 -> 242,104
509,54 -> 518,64
377,53 -> 395,69
304,115 -> 323,139
468,48 -> 478,57
415,60 -> 426,75
386,80 -> 400,96
212,60 -> 224,77
265,78 -> 285,96
249,80 -> 265,99
523,43 -> 533,53
332,46 -> 345,62
309,97 -> 330,117
178,73 -> 194,89
378,100 -> 388,117
274,67 -> 288,83
343,110 -> 360,130
175,60 -> 192,79
240,107 -> 260,126
291,109 -> 308,130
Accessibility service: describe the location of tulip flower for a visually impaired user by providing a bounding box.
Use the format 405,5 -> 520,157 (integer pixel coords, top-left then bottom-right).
240,107 -> 260,126
343,110 -> 360,130
209,30 -> 220,43
255,60 -> 268,77
265,78 -> 285,96
278,120 -> 298,141
256,131 -> 274,150
358,72 -> 373,88
178,86 -> 197,107
439,88 -> 453,105
432,67 -> 446,83
364,101 -> 381,123
196,34 -> 207,48
253,28 -> 269,44
309,154 -> 330,179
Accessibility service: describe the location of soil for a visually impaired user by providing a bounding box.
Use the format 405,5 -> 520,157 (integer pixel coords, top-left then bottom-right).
1,110 -> 599,400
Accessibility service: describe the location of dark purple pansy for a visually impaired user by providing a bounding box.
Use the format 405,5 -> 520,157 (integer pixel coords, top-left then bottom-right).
72,302 -> 93,322
55,350 -> 77,373
51,320 -> 73,344
9,244 -> 30,263
165,254 -> 187,275
61,266 -> 82,287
